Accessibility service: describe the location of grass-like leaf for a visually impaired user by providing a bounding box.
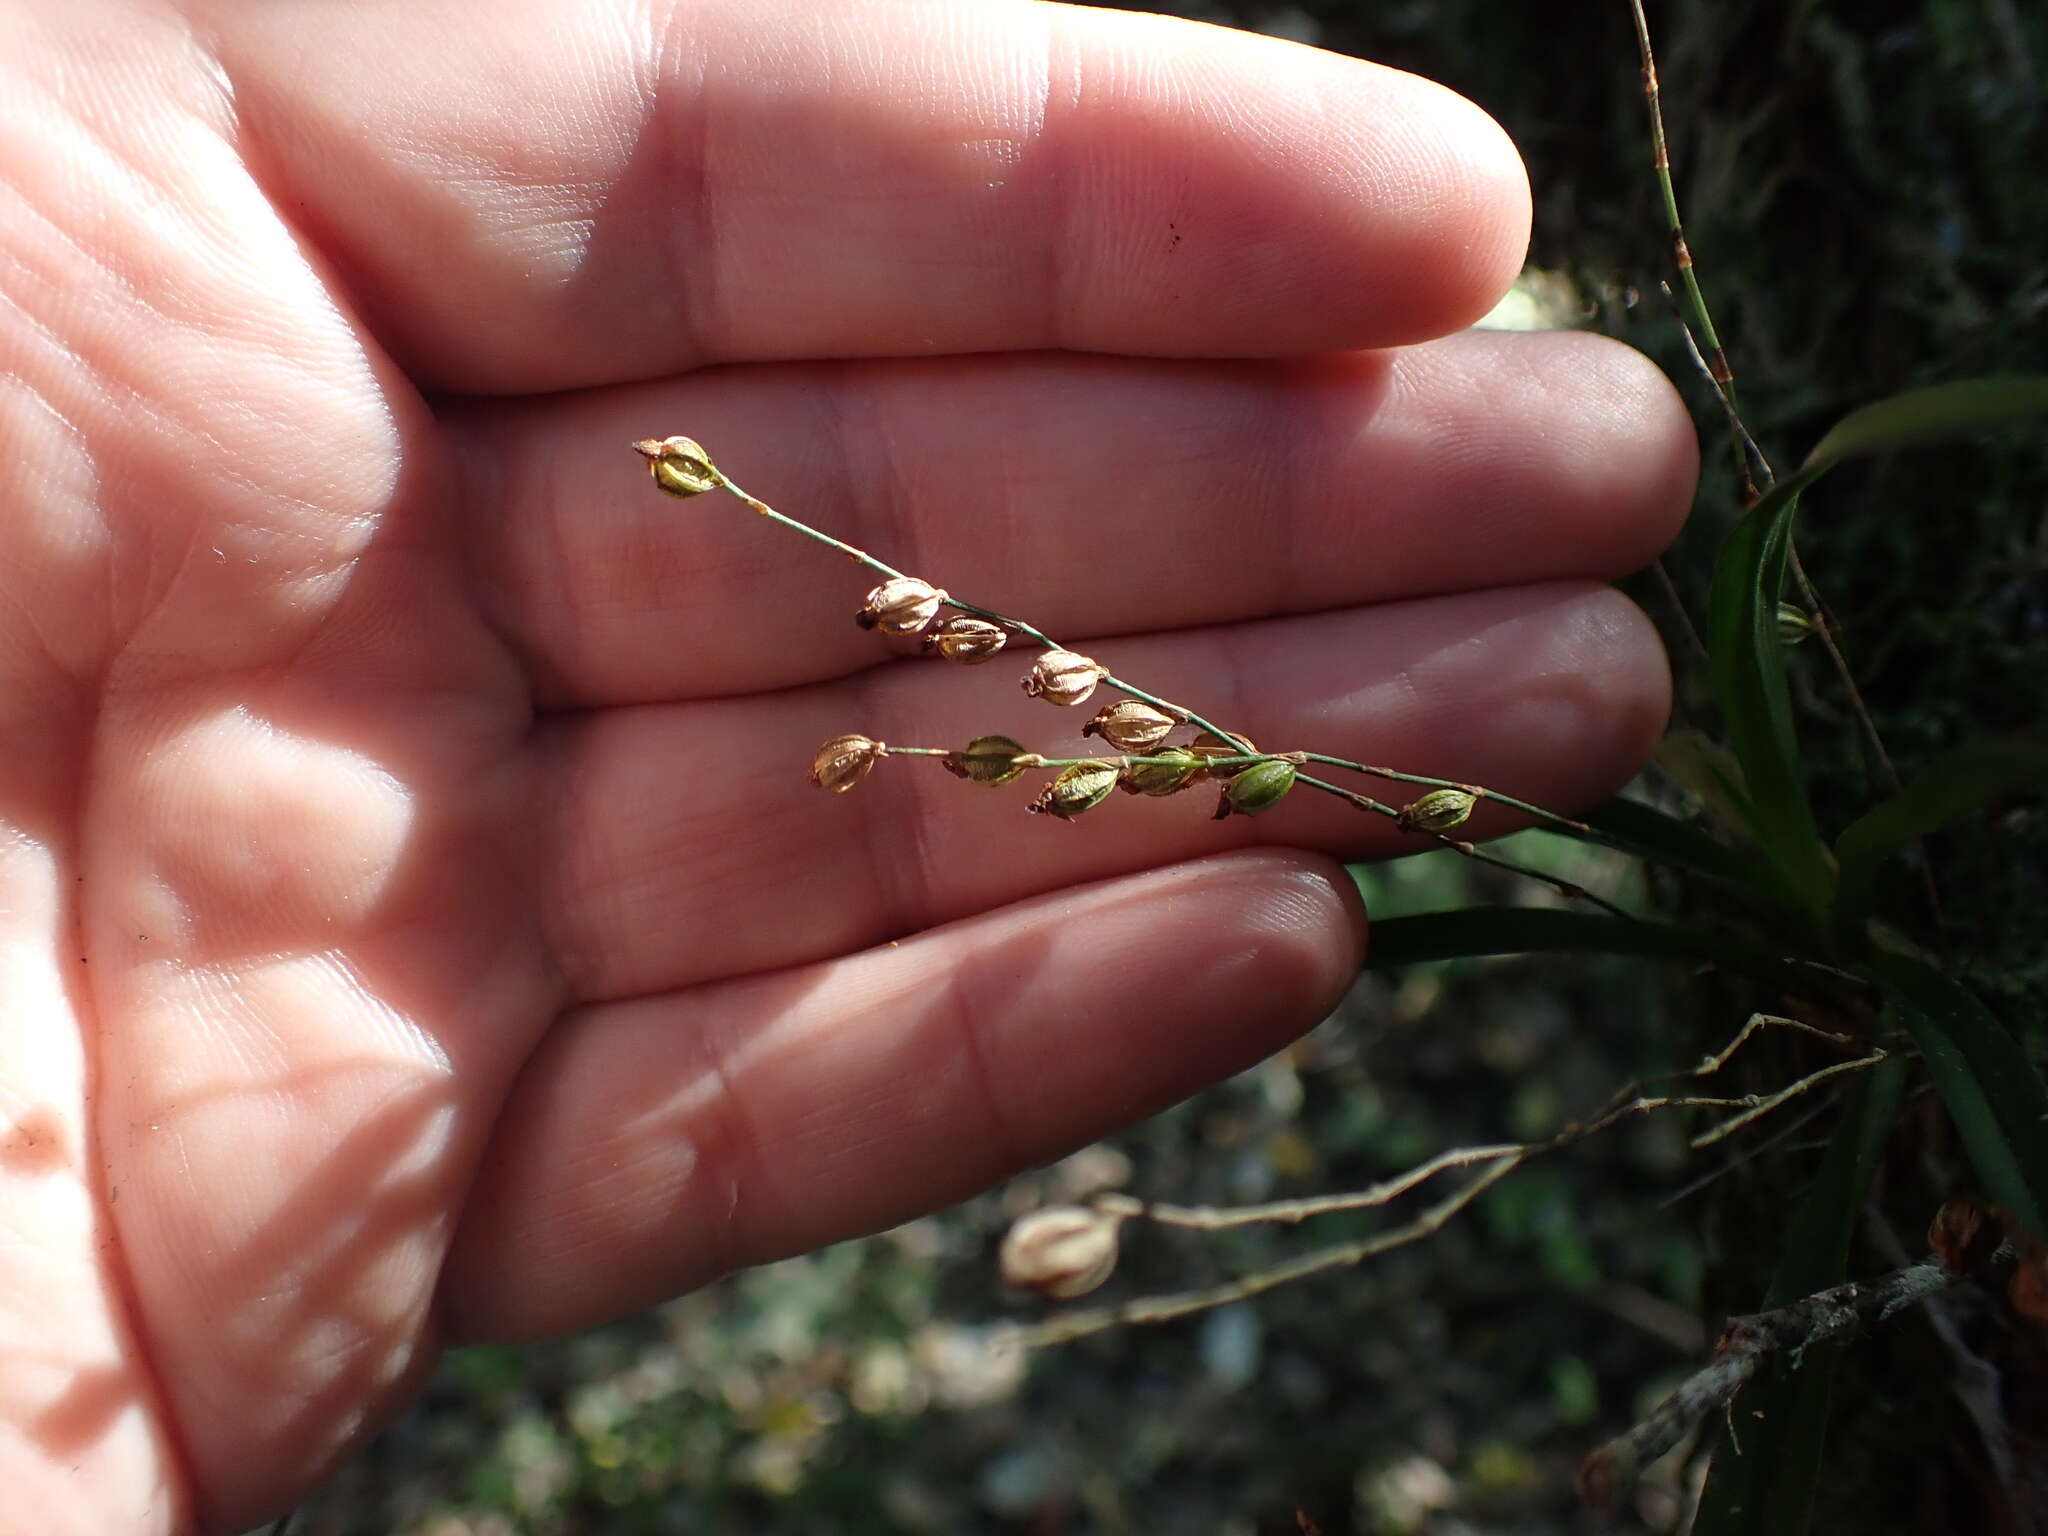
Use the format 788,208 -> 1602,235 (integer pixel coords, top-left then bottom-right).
1704,376 -> 2048,925
1705,471 -> 1835,917
1799,376 -> 2048,471
1548,795 -> 1808,922
1693,1051 -> 1907,1536
1864,950 -> 2048,1236
1364,908 -> 1837,991
1833,738 -> 2048,939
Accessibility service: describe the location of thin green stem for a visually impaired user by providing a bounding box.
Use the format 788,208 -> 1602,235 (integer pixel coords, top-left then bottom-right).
941,596 -> 1248,748
658,443 -> 1615,910
712,470 -> 1253,750
1298,773 -> 1634,918
885,746 -> 1264,771
714,475 -> 908,580
1300,754 -> 1594,835
1625,5 -> 1922,923
1628,0 -> 1760,502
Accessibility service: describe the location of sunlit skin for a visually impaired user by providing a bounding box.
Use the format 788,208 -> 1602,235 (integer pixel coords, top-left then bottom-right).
0,0 -> 1697,1529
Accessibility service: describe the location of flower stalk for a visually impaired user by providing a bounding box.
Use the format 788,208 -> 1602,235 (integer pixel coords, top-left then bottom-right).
633,436 -> 1619,911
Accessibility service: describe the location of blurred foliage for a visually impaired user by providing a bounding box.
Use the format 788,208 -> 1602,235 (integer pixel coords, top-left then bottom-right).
290,3 -> 2045,1533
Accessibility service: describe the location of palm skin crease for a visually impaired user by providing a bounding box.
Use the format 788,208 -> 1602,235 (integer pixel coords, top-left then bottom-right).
0,0 -> 1696,1530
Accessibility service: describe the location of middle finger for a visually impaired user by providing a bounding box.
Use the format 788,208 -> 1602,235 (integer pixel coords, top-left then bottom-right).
455,329 -> 1693,708
538,578 -> 1668,1004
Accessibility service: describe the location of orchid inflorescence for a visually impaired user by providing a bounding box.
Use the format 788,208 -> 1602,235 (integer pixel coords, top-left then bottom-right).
632,436 -> 1606,896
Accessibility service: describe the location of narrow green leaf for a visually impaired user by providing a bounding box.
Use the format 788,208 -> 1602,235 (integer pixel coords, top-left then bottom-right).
1703,376 -> 2048,924
1705,472 -> 1835,915
1833,738 -> 2048,938
1694,1052 -> 1907,1536
1548,795 -> 1805,918
1365,908 -> 1835,990
1800,376 -> 2048,471
1654,728 -> 1758,843
1864,950 -> 2048,1235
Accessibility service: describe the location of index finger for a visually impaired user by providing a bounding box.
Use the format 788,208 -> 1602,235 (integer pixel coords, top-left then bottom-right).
217,0 -> 1530,391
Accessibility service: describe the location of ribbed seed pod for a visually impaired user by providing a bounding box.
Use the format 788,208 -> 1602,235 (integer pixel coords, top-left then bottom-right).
1189,728 -> 1260,779
810,733 -> 886,793
1029,761 -> 1120,819
943,735 -> 1030,787
999,1206 -> 1122,1299
1119,745 -> 1204,797
1021,650 -> 1106,707
631,435 -> 721,497
1082,700 -> 1177,752
858,577 -> 947,636
926,615 -> 1008,664
1213,758 -> 1297,819
1396,787 -> 1477,833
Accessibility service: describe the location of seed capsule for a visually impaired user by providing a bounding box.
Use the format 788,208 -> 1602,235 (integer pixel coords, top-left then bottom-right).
999,1206 -> 1122,1299
1928,1200 -> 2006,1275
1776,601 -> 1816,645
858,577 -> 947,636
1214,758 -> 1296,819
943,735 -> 1030,787
1029,761 -> 1120,819
1021,650 -> 1105,708
1188,728 -> 1259,779
810,733 -> 886,793
1082,700 -> 1177,752
631,436 -> 722,497
925,615 -> 1008,664
1397,787 -> 1477,833
1118,745 -> 1204,797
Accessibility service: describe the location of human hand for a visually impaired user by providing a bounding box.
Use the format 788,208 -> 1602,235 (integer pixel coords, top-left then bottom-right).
0,0 -> 1694,1529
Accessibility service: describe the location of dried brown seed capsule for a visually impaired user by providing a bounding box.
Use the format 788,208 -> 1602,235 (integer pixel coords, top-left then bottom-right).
1188,728 -> 1259,778
1082,700 -> 1176,753
1928,1200 -> 2007,1274
943,734 -> 1030,787
1397,788 -> 1477,834
999,1206 -> 1122,1299
1028,761 -> 1120,819
1119,745 -> 1204,797
2009,1239 -> 2048,1325
1213,757 -> 1296,819
858,577 -> 947,636
925,615 -> 1008,664
1021,650 -> 1105,707
810,733 -> 886,793
631,436 -> 721,497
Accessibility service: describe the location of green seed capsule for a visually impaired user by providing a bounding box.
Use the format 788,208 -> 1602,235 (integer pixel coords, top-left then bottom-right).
1189,728 -> 1259,779
1216,758 -> 1296,818
945,735 -> 1030,787
1119,745 -> 1204,797
631,436 -> 721,497
1030,761 -> 1121,819
1776,601 -> 1816,645
1397,787 -> 1477,833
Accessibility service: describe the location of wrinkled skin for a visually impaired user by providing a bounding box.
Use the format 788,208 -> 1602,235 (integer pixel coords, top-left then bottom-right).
0,0 -> 1696,1529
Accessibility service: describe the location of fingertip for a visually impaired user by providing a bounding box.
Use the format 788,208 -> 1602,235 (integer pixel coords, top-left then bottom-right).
1216,850 -> 1370,1021
1373,79 -> 1532,340
1577,332 -> 1702,561
1523,582 -> 1675,791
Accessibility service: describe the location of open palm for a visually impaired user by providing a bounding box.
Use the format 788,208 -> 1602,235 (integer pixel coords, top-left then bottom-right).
0,1 -> 1695,1530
